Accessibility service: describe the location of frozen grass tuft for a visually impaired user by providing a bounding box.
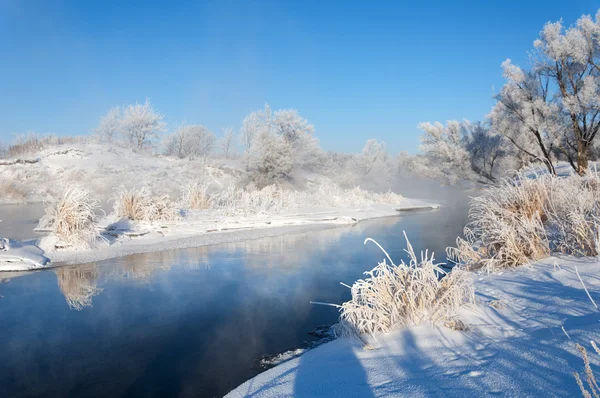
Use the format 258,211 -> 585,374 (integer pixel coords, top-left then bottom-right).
574,342 -> 600,398
184,182 -> 403,216
180,181 -> 211,210
334,232 -> 475,339
38,187 -> 101,250
112,186 -> 181,222
448,170 -> 600,272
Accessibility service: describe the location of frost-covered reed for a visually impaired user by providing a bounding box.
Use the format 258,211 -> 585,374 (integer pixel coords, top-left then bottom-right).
38,187 -> 101,250
182,182 -> 404,216
180,181 -> 211,210
112,187 -> 181,222
574,341 -> 600,398
448,170 -> 600,272
334,233 -> 474,338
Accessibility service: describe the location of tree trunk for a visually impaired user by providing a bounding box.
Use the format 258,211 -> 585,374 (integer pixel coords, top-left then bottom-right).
577,141 -> 589,175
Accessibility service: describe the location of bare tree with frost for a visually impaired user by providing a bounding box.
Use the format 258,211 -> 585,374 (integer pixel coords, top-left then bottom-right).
241,104 -> 272,152
220,127 -> 235,159
489,60 -> 563,175
491,10 -> 600,175
94,106 -> 122,142
164,124 -> 215,158
120,99 -> 166,151
405,120 -> 513,185
358,139 -> 388,176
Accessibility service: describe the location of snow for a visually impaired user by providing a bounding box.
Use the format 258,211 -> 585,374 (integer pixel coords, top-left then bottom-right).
45,201 -> 437,267
226,257 -> 600,397
0,239 -> 49,271
0,201 -> 438,270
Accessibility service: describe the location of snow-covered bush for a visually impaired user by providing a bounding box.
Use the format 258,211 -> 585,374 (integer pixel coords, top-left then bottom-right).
335,234 -> 474,338
38,187 -> 101,250
448,170 -> 600,272
112,187 -> 181,222
164,124 -> 216,158
180,181 -> 211,210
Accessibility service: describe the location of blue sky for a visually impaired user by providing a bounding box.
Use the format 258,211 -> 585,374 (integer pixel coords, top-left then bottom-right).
0,0 -> 597,153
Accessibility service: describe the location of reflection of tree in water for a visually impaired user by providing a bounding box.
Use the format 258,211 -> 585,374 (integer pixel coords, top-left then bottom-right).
55,264 -> 103,310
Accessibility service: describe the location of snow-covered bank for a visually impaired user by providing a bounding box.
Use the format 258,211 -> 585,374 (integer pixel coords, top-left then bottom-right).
0,199 -> 438,270
226,257 -> 600,397
0,239 -> 49,271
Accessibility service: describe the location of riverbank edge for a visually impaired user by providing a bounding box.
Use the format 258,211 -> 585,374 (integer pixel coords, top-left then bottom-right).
45,205 -> 439,267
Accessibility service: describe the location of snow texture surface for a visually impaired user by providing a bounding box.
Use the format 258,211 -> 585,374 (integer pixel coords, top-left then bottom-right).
226,257 -> 600,397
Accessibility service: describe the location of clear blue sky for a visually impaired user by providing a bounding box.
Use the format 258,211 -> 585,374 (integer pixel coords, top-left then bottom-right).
0,0 -> 597,153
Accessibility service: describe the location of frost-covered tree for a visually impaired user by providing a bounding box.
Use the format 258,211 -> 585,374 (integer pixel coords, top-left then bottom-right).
358,139 -> 389,176
246,129 -> 293,187
405,121 -> 513,185
220,127 -> 235,159
492,10 -> 600,175
534,11 -> 600,174
120,100 -> 166,151
241,104 -> 272,152
489,60 -> 562,175
273,108 -> 321,169
241,104 -> 323,173
94,106 -> 122,142
164,124 -> 215,158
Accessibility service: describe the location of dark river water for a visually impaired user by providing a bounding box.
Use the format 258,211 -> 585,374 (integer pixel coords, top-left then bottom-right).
0,204 -> 468,398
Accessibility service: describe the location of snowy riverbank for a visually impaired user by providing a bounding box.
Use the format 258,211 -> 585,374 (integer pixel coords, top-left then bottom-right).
226,257 -> 600,397
0,199 -> 438,270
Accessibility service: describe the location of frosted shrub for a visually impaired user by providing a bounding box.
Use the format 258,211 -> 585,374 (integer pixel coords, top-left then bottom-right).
38,187 -> 101,250
180,182 -> 211,210
202,183 -> 404,216
336,233 -> 475,338
112,187 -> 181,222
448,170 -> 600,272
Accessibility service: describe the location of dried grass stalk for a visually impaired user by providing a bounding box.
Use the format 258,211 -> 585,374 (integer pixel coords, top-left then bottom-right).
448,170 -> 600,272
335,232 -> 475,338
112,187 -> 181,222
38,187 -> 101,250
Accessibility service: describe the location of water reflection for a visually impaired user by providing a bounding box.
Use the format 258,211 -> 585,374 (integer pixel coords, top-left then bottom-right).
55,265 -> 103,310
0,205 -> 469,397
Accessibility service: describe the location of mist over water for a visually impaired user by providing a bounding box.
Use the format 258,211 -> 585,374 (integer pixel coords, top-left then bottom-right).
0,202 -> 469,398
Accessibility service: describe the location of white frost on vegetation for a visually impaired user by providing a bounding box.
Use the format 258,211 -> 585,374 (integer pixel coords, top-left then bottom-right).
448,169 -> 600,272
38,187 -> 102,251
334,233 -> 474,338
